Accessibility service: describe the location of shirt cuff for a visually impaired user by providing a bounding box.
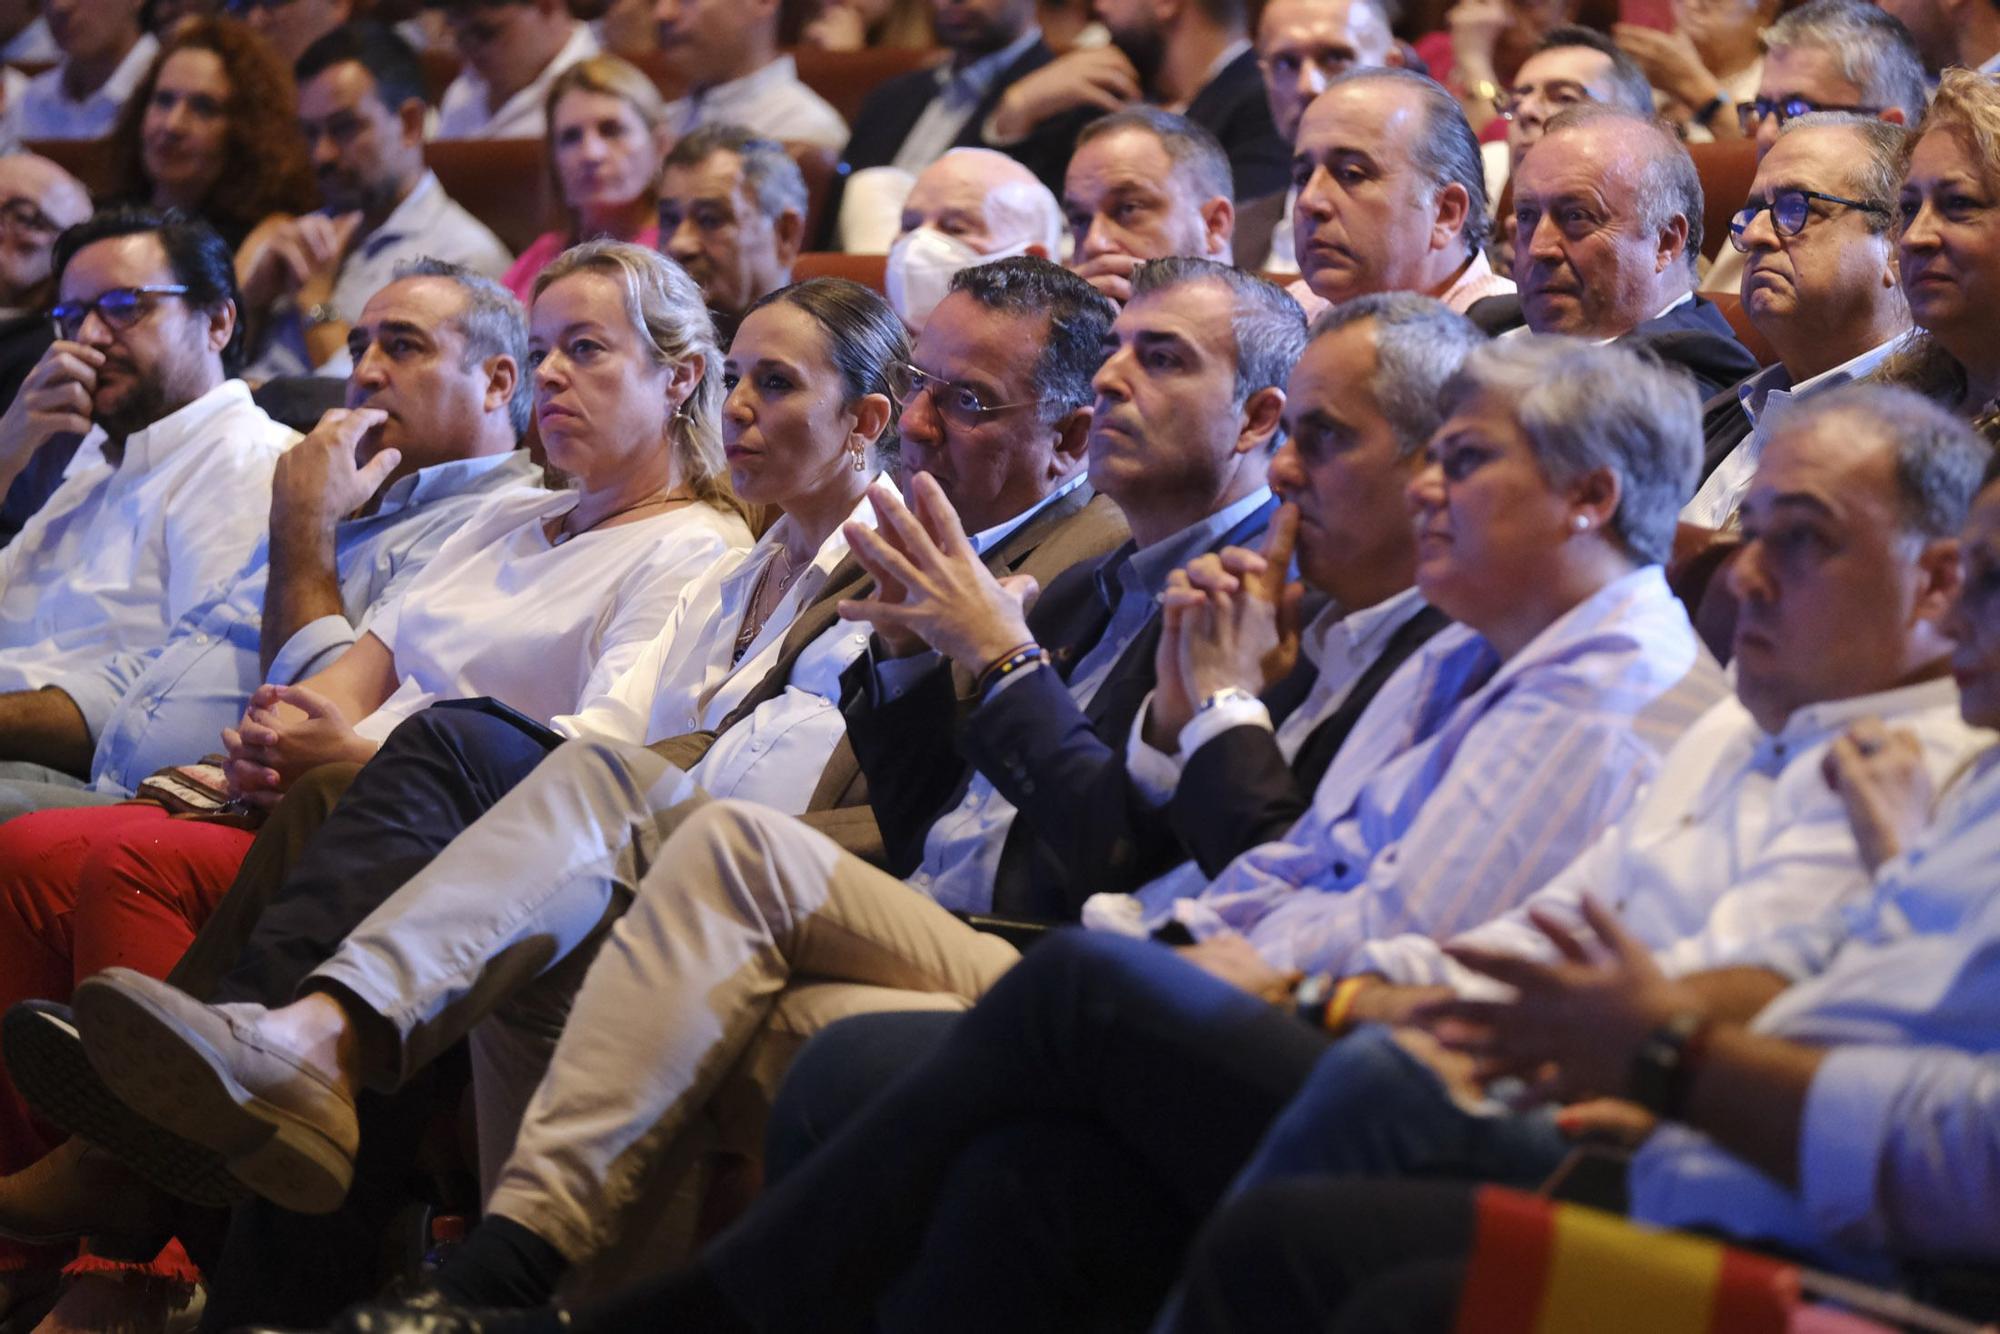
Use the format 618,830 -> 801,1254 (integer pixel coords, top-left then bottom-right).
1177,693 -> 1274,759
266,614 -> 359,685
1124,690 -> 1181,808
870,645 -> 942,703
1797,1044 -> 1909,1245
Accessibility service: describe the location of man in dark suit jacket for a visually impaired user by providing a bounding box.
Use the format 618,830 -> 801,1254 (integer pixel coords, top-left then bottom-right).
1463,104 -> 1760,401
981,0 -> 1288,205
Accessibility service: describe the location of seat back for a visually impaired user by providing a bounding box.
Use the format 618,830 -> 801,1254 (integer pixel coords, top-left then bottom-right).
23,137 -> 124,201
1688,139 -> 1758,262
793,251 -> 888,292
790,46 -> 943,125
424,139 -> 560,255
788,143 -> 841,252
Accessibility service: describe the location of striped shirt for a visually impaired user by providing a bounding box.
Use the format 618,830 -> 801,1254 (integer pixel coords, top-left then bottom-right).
1087,565 -> 1726,975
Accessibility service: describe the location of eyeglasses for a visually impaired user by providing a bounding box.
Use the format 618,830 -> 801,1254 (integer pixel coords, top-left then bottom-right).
224,0 -> 299,12
1492,80 -> 1598,122
1728,189 -> 1889,251
49,285 -> 189,341
0,198 -> 60,241
1735,95 -> 1880,135
885,361 -> 1034,428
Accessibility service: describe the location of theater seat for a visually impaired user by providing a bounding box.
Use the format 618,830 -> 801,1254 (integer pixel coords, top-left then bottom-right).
22,137 -> 124,201
419,48 -> 458,105
424,138 -> 560,256
787,143 -> 840,252
790,46 -> 943,126
1688,139 -> 1758,263
793,252 -> 887,292
1708,290 -> 1777,368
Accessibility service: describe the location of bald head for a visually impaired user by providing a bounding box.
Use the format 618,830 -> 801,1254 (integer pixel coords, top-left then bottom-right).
898,148 -> 1065,256
0,154 -> 91,307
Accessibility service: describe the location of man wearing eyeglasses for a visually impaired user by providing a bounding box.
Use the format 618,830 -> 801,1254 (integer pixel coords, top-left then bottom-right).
430,0 -> 600,141
1697,0 -> 1928,297
0,208 -> 296,700
1684,115 -> 1912,527
0,154 -> 92,547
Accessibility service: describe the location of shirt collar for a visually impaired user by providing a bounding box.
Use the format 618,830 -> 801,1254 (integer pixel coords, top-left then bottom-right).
1101,485 -> 1272,608
358,170 -> 447,260
362,449 -> 541,521
943,26 -> 1043,92
1766,675 -> 1962,754
701,52 -> 800,102
1301,585 -> 1429,673
1979,48 -> 2000,75
968,468 -> 1087,554
1737,332 -> 1908,426
474,23 -> 596,123
1198,39 -> 1252,92
93,378 -> 258,474
87,31 -> 159,108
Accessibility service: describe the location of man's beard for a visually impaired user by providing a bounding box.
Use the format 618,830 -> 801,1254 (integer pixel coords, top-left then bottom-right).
1109,19 -> 1165,95
94,373 -> 177,445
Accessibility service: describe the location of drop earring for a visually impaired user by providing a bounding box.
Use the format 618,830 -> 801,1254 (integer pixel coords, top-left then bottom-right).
851,442 -> 867,472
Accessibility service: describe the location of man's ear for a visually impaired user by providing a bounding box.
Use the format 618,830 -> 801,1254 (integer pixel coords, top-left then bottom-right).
772,208 -> 805,268
1050,403 -> 1092,474
1202,195 -> 1235,259
1430,181 -> 1470,255
1236,385 -> 1285,454
484,354 -> 520,419
1656,212 -> 1691,274
206,299 -> 237,356
396,96 -> 428,148
1913,536 -> 1963,628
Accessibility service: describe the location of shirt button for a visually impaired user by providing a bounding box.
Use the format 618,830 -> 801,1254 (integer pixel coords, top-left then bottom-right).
1333,860 -> 1350,878
192,633 -> 210,645
962,793 -> 979,809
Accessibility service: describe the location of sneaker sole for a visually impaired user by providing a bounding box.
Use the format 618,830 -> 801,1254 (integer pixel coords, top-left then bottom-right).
71,983 -> 355,1216
2,1004 -> 246,1211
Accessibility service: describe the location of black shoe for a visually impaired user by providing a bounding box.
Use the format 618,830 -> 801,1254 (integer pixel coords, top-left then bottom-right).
3,1000 -> 247,1209
236,1290 -> 571,1334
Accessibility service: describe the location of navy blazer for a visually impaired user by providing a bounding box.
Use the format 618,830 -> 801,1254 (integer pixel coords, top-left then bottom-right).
843,495 -> 1278,917
1462,293 -> 1762,402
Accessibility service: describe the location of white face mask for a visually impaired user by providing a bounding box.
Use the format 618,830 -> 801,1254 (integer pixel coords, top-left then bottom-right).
886,226 -> 1033,332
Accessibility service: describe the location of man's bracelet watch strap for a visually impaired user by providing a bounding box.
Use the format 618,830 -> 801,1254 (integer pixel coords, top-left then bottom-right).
1629,1011 -> 1714,1120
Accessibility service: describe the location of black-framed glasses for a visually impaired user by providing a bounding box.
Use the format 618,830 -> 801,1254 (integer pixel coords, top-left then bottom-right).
0,198 -> 60,241
1492,79 -> 1597,122
49,285 -> 189,341
1728,189 -> 1889,251
885,361 -> 1034,428
1735,95 -> 1880,135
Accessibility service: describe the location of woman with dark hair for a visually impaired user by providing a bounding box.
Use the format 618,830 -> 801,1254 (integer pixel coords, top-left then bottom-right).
108,15 -> 314,251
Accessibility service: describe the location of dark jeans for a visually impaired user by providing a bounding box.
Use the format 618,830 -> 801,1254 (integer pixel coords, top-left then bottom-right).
182,703 -> 560,1331
601,929 -> 1570,1334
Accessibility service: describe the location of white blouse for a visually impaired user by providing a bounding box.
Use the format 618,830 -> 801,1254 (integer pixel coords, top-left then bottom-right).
352,489 -> 752,741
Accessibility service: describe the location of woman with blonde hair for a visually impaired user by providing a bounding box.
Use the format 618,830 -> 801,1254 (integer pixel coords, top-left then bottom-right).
1882,68 -> 2000,436
502,56 -> 672,302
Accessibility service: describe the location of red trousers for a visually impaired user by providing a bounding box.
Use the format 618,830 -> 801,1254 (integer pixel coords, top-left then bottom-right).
0,803 -> 254,1285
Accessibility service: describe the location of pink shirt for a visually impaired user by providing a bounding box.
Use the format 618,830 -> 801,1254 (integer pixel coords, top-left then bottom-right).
503,224 -> 663,304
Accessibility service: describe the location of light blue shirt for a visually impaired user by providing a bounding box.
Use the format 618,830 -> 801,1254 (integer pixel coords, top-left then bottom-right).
905,486 -> 1273,912
67,451 -> 542,796
1629,747 -> 2000,1277
890,26 -> 1045,175
1087,566 -> 1728,974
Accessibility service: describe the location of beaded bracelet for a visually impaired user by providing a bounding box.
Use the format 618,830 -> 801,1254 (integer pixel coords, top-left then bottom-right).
975,642 -> 1051,698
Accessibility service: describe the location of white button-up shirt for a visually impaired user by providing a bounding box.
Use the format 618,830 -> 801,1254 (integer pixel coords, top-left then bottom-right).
1628,746 -> 2000,1275
247,172 -> 514,381
1681,334 -> 1908,529
1087,566 -> 1728,974
436,23 -> 599,141
554,482 -> 885,815
355,489 -> 752,739
1351,677 -> 1986,991
12,32 -> 159,140
666,55 -> 849,151
1123,586 -> 1432,803
0,379 -> 296,693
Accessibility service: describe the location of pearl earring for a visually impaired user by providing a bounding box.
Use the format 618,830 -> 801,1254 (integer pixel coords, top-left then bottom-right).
1572,515 -> 1591,532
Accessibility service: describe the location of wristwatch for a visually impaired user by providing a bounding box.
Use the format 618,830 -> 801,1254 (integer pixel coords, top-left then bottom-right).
1293,971 -> 1335,1027
1629,1011 -> 1713,1119
302,301 -> 342,330
1692,93 -> 1728,129
1194,685 -> 1259,715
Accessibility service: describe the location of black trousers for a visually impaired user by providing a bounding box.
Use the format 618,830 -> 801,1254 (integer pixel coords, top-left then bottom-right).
182,703 -> 560,1331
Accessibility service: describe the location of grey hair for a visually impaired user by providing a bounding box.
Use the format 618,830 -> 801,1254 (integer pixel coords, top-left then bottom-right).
1764,0 -> 1930,123
1311,293 -> 1487,459
1778,112 -> 1908,236
1778,383 -> 1992,538
1534,25 -> 1655,116
1324,66 -> 1492,255
391,256 -> 532,438
531,240 -> 740,520
662,123 -> 808,222
1541,103 -> 1703,273
1439,337 -> 1701,566
1131,256 -> 1307,414
1075,108 -> 1233,206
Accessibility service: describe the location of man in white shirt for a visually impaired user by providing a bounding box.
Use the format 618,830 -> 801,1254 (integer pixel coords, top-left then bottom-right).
653,0 -> 848,150
1288,68 -> 1512,321
1063,107 -> 1234,306
1253,0 -> 1395,276
1879,0 -> 2000,74
0,208 -> 296,693
434,0 -> 598,141
239,24 -> 512,381
11,0 -> 156,141
1684,116 -> 1911,529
